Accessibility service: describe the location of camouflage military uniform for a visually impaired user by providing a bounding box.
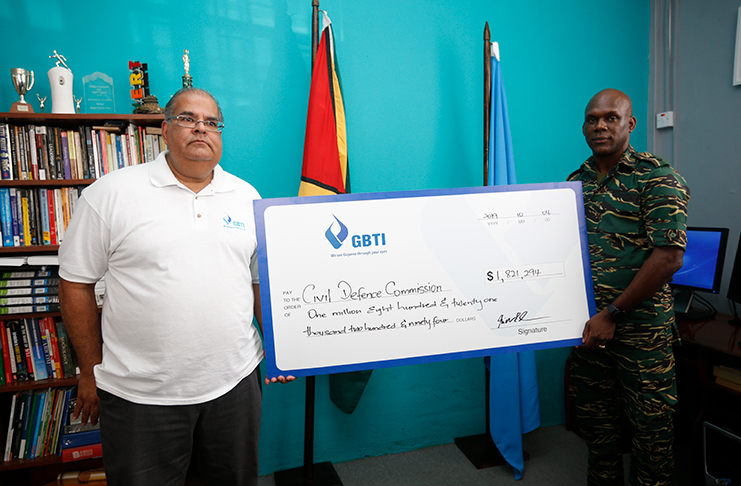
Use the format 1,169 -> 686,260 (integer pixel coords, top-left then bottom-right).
567,146 -> 690,486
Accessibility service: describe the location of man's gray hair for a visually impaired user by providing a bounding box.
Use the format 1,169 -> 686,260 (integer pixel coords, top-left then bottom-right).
164,87 -> 224,122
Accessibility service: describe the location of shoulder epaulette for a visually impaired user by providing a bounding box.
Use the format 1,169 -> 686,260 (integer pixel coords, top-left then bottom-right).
633,151 -> 666,168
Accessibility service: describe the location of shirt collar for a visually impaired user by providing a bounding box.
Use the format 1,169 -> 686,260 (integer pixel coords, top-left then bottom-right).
583,145 -> 637,175
149,150 -> 235,193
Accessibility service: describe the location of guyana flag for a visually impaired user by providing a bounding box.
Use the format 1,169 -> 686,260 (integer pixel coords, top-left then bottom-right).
300,12 -> 370,414
299,11 -> 349,196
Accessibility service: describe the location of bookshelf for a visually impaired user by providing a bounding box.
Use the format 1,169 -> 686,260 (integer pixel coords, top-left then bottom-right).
0,112 -> 165,486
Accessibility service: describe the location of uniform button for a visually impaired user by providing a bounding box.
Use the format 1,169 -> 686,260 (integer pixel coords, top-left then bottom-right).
197,214 -> 202,218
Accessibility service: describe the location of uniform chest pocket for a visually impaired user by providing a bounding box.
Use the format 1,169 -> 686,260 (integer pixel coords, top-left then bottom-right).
588,189 -> 642,236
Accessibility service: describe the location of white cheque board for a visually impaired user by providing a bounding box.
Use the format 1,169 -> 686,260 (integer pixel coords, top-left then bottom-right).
255,182 -> 596,379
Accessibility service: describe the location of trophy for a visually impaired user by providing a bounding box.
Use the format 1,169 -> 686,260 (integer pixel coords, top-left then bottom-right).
48,50 -> 75,114
10,68 -> 35,112
182,49 -> 193,88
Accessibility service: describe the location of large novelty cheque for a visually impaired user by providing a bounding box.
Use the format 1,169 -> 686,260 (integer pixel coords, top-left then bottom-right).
255,182 -> 595,379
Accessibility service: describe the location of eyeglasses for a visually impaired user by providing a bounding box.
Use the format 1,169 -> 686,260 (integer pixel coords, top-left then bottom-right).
167,115 -> 225,133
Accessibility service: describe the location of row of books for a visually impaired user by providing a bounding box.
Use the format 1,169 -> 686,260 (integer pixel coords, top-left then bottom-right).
3,386 -> 102,463
0,266 -> 60,315
713,365 -> 741,393
0,186 -> 82,247
0,317 -> 77,385
0,122 -> 165,181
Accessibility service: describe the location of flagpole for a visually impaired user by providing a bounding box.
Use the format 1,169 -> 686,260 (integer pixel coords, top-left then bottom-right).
273,2 -> 343,485
483,22 -> 491,186
453,22 -> 518,471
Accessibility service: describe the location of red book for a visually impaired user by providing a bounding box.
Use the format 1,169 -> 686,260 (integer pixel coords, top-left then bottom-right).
0,321 -> 13,383
62,442 -> 103,462
40,317 -> 63,379
46,189 -> 57,245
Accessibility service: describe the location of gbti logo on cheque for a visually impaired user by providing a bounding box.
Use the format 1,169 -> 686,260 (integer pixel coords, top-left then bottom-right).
324,215 -> 387,250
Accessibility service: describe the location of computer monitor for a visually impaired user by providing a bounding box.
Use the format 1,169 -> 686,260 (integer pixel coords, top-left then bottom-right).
671,227 -> 729,319
726,234 -> 741,325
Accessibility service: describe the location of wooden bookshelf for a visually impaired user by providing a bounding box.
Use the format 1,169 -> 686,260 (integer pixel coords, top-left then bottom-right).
0,111 -> 164,485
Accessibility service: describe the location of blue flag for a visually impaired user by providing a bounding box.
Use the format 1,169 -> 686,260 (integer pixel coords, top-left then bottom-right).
486,46 -> 541,480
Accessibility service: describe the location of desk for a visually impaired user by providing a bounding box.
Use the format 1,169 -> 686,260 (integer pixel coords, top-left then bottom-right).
676,313 -> 741,484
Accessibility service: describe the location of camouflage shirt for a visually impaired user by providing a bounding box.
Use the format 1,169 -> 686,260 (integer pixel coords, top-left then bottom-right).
567,146 -> 690,345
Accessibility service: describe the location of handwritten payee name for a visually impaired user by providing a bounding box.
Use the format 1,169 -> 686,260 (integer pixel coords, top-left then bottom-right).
302,280 -> 445,304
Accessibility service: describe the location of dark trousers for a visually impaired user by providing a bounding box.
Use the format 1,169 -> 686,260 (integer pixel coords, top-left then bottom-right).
98,368 -> 262,486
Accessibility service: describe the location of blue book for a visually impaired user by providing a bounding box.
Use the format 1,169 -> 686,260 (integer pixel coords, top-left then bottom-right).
60,131 -> 71,179
116,134 -> 124,169
60,428 -> 101,449
9,188 -> 20,246
29,389 -> 46,458
0,187 -> 13,246
25,319 -> 48,380
38,189 -> 51,245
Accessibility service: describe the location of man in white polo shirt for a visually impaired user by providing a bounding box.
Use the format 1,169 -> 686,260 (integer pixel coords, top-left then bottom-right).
59,87 -> 290,485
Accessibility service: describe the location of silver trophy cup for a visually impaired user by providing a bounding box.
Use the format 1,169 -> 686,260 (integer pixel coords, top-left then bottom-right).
10,68 -> 35,112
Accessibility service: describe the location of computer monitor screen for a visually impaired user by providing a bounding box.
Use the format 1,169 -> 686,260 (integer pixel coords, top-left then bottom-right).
671,227 -> 729,294
727,235 -> 741,304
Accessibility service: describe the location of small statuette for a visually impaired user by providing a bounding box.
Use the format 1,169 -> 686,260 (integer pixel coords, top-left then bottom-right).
73,95 -> 82,113
49,50 -> 71,71
37,94 -> 46,112
182,49 -> 193,88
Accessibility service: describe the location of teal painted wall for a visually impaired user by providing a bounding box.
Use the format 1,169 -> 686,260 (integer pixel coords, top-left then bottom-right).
1,0 -> 649,474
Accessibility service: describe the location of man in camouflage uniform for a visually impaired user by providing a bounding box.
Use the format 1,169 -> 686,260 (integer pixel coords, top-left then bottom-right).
568,89 -> 690,485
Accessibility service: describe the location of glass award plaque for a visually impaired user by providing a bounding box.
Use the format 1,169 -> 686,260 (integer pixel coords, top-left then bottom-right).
82,72 -> 115,113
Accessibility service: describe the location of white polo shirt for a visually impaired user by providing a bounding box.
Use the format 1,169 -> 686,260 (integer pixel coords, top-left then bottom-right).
59,152 -> 264,405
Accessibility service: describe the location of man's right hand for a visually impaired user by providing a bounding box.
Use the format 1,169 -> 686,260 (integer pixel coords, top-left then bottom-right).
73,374 -> 100,426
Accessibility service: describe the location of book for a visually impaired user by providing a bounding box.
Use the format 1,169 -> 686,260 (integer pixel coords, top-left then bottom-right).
0,187 -> 13,246
0,286 -> 59,296
56,321 -> 75,378
9,391 -> 30,459
9,187 -> 20,246
35,125 -> 49,180
9,319 -> 29,381
40,316 -> 63,378
713,365 -> 741,385
61,442 -> 103,462
20,318 -> 36,380
83,126 -> 93,179
0,303 -> 60,314
20,189 -> 31,245
25,318 -> 49,380
2,322 -> 17,382
16,125 -> 29,180
1,321 -> 13,383
48,127 -> 60,180
0,267 -> 57,278
0,323 -> 4,385
60,131 -> 72,179
0,277 -> 60,288
27,125 -> 39,180
3,393 -> 17,460
47,188 -> 58,244
74,130 -> 85,180
0,123 -> 13,179
61,428 -> 101,449
39,188 -> 51,244
53,188 -> 65,242
0,294 -> 60,306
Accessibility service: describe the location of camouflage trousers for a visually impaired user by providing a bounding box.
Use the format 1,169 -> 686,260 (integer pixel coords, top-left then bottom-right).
569,341 -> 677,486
